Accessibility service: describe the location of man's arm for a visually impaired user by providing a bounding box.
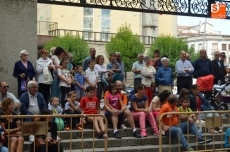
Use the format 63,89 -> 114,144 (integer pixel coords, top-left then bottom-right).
20,93 -> 32,115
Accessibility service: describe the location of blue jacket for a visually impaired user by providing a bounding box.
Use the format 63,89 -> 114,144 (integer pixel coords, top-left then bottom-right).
189,93 -> 213,111
193,58 -> 213,78
20,92 -> 47,115
155,67 -> 173,86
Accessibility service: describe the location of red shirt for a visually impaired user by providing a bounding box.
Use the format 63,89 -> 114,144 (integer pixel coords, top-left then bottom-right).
80,97 -> 99,114
196,96 -> 202,111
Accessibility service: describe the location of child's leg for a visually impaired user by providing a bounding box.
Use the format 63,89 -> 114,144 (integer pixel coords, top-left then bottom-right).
66,110 -> 75,128
111,115 -> 118,131
74,110 -> 81,124
17,136 -> 24,152
60,86 -> 67,108
97,117 -> 105,132
87,117 -> 100,133
10,137 -> 17,152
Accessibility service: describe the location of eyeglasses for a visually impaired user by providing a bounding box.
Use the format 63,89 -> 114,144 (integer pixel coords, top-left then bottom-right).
3,86 -> 9,89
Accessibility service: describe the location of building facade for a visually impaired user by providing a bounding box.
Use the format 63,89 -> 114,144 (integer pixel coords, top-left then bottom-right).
178,22 -> 230,62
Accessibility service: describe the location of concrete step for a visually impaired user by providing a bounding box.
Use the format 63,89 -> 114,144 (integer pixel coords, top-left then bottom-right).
23,132 -> 227,151
61,141 -> 227,152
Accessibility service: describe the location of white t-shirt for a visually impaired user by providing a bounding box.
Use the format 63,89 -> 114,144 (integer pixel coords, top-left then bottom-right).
28,93 -> 40,115
85,68 -> 98,87
94,64 -> 107,82
57,68 -> 71,87
149,96 -> 160,111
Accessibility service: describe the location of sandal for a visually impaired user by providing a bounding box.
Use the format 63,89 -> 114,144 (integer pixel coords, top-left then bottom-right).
208,128 -> 218,134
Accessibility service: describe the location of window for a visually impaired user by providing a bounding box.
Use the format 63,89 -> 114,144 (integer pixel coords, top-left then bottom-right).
101,9 -> 111,41
222,44 -> 227,50
83,8 -> 93,40
228,44 -> 230,51
198,43 -> 202,50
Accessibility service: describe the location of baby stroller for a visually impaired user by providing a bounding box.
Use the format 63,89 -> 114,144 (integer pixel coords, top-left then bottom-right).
210,77 -> 230,111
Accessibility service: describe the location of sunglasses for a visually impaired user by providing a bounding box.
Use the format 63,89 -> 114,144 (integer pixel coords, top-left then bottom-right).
3,86 -> 9,89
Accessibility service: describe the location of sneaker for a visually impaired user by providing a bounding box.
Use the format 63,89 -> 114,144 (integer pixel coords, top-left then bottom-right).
29,135 -> 34,143
121,124 -> 127,130
97,132 -> 103,139
65,126 -> 70,130
198,138 -> 212,144
113,131 -> 122,139
133,131 -> 141,138
187,147 -> 194,151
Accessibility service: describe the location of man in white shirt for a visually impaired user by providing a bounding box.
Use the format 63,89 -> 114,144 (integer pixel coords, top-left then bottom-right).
0,81 -> 21,114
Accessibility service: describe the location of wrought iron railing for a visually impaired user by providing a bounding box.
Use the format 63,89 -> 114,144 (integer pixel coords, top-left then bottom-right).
37,0 -> 230,19
48,29 -> 155,45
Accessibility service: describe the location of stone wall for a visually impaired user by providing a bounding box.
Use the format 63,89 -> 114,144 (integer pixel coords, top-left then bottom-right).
0,0 -> 37,97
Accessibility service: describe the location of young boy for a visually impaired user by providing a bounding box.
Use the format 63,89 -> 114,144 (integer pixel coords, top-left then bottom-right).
48,97 -> 63,114
177,98 -> 197,123
74,65 -> 85,101
85,60 -> 98,96
80,86 -> 107,139
65,91 -> 83,130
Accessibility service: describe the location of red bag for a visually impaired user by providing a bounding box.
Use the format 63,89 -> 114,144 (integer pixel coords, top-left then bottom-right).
196,75 -> 214,91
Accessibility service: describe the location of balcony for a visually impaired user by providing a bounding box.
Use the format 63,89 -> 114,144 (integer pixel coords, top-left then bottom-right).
37,21 -> 155,45
47,29 -> 155,45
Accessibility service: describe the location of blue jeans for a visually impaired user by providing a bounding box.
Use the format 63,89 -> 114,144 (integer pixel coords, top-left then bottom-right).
0,146 -> 8,152
165,122 -> 202,149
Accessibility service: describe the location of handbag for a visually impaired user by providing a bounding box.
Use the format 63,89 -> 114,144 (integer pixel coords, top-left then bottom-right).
20,79 -> 26,91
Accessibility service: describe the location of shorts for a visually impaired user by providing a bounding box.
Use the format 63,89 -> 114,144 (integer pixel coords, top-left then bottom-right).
76,89 -> 85,98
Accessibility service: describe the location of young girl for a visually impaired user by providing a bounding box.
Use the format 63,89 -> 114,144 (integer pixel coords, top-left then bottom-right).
80,86 -> 107,139
65,91 -> 83,130
104,83 -> 124,139
74,65 -> 86,101
85,60 -> 98,96
57,57 -> 72,108
130,84 -> 159,137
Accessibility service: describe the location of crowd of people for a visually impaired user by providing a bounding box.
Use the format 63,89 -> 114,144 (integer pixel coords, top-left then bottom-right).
0,46 -> 229,151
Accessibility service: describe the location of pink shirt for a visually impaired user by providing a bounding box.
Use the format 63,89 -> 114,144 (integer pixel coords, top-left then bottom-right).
107,93 -> 120,109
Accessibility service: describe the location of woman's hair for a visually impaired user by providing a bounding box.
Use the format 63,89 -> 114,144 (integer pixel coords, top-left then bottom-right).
54,47 -> 65,56
179,88 -> 189,100
158,90 -> 171,103
68,91 -> 76,97
40,49 -> 48,56
40,109 -> 52,121
1,98 -> 14,111
95,55 -> 104,64
108,83 -> 117,93
85,86 -> 94,92
60,57 -> 69,66
19,50 -> 29,57
135,84 -> 146,93
109,53 -> 116,61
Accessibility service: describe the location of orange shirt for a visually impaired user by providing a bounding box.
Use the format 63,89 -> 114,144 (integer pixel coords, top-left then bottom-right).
104,91 -> 128,108
159,102 -> 179,127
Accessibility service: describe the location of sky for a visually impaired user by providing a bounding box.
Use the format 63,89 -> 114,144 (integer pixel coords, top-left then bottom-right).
177,16 -> 230,35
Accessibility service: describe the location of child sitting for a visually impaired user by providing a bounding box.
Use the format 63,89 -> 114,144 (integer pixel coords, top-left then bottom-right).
80,86 -> 107,139
177,98 -> 197,123
48,97 -> 63,114
104,83 -> 124,139
65,91 -> 83,130
48,97 -> 64,131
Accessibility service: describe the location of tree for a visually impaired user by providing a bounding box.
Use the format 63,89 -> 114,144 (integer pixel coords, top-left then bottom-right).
148,35 -> 199,70
105,24 -> 145,71
44,34 -> 89,65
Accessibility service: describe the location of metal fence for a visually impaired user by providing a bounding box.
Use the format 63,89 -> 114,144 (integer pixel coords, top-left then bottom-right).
158,111 -> 230,152
2,114 -> 108,152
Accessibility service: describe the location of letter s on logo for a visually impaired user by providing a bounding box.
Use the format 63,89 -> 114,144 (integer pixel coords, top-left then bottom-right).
211,4 -> 219,13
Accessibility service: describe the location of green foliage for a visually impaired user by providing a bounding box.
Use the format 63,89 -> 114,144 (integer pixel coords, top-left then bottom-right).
44,34 -> 89,65
148,35 -> 199,70
105,24 -> 145,71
